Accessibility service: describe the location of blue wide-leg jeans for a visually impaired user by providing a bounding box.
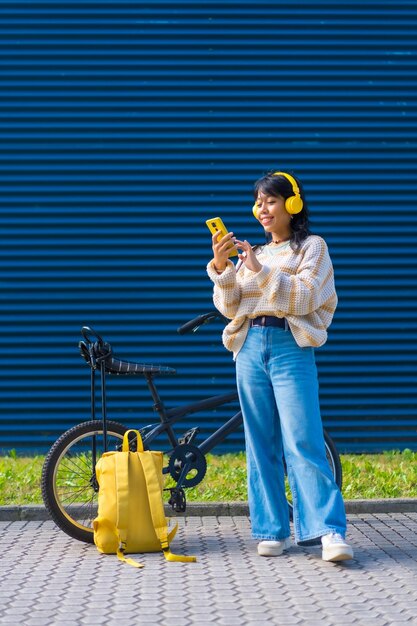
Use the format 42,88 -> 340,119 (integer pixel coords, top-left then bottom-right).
236,325 -> 347,545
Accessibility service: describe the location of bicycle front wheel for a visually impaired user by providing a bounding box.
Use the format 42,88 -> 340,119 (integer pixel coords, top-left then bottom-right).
286,429 -> 342,519
323,428 -> 343,489
41,420 -> 127,543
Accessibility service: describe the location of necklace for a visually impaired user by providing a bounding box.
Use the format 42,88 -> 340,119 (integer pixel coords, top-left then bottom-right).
271,238 -> 290,245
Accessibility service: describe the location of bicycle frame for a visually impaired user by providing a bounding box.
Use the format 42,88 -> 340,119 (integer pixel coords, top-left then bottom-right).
91,355 -> 243,460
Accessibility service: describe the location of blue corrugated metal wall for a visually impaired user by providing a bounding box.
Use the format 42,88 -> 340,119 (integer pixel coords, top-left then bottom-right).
0,0 -> 416,453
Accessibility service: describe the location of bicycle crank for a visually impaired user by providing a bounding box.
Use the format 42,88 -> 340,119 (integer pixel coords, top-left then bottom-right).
168,444 -> 207,488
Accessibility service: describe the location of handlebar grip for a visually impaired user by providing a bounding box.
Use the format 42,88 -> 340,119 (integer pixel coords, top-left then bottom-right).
177,315 -> 206,335
177,311 -> 228,335
81,326 -> 104,345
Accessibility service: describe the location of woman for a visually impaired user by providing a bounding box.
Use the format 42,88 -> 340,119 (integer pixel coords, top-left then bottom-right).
206,170 -> 353,562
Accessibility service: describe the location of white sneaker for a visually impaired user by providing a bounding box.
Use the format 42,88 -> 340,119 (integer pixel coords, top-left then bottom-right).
321,532 -> 354,562
257,537 -> 291,557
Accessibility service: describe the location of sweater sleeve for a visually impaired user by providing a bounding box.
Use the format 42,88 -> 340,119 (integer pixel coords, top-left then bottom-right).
206,259 -> 242,319
254,237 -> 336,316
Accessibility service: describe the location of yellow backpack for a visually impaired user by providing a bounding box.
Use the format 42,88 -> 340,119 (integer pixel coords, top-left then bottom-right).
93,429 -> 196,568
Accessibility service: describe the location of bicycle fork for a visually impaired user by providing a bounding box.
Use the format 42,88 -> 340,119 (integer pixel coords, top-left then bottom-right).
88,362 -> 108,492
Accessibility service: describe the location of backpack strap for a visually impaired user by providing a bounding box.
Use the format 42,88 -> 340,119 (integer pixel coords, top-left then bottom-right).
138,452 -> 196,563
114,450 -> 144,568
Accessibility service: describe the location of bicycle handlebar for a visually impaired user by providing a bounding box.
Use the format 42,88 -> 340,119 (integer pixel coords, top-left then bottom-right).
81,313 -> 226,348
177,311 -> 228,335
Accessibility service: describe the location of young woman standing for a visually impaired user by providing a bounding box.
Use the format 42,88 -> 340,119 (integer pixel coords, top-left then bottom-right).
206,170 -> 353,562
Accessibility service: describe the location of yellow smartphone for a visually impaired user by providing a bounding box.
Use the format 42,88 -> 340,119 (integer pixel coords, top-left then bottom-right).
205,216 -> 238,257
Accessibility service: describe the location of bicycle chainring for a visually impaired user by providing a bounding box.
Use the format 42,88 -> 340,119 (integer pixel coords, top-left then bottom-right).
168,444 -> 207,488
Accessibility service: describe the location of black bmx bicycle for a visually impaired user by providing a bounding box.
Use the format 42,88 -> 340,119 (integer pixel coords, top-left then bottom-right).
41,312 -> 342,544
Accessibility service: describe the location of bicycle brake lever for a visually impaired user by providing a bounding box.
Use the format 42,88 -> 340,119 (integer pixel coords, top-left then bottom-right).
81,326 -> 104,346
88,344 -> 97,369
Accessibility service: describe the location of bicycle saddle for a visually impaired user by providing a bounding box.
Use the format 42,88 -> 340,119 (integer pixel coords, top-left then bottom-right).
79,328 -> 176,377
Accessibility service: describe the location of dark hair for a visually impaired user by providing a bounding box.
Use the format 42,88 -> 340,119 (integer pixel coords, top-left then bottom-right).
253,170 -> 311,251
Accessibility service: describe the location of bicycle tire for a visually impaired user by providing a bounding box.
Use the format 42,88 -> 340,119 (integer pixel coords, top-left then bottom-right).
41,420 -> 127,544
287,429 -> 342,519
323,428 -> 343,489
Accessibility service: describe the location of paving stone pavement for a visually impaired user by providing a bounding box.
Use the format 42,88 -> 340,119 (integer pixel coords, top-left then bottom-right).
1,513 -> 417,626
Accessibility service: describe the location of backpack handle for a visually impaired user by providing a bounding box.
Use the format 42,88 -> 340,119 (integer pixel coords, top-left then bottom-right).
122,429 -> 144,453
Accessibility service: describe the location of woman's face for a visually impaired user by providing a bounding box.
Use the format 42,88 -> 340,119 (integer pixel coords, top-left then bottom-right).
254,191 -> 292,235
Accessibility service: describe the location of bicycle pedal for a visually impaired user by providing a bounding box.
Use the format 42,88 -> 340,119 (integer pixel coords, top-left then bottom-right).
178,427 -> 200,446
167,487 -> 187,513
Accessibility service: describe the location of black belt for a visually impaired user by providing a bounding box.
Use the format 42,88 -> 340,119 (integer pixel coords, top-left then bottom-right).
250,316 -> 286,329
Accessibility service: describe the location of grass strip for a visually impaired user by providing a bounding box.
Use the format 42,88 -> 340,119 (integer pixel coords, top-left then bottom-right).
0,449 -> 416,506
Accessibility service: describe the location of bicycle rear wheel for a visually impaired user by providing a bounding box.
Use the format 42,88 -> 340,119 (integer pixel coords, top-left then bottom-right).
41,420 -> 127,543
286,429 -> 342,519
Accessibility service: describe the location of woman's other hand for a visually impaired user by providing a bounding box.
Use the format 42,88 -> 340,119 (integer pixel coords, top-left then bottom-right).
234,239 -> 262,273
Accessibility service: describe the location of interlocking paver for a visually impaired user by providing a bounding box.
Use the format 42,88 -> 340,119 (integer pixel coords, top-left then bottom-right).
1,514 -> 417,625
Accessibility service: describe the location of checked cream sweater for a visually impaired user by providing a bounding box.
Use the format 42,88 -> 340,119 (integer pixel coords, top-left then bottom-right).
206,235 -> 337,359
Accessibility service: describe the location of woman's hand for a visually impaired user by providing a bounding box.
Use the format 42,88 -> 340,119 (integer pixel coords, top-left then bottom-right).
234,239 -> 263,273
211,231 -> 237,272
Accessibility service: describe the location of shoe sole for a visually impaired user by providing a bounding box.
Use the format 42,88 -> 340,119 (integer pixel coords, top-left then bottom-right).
258,539 -> 291,557
322,547 -> 354,562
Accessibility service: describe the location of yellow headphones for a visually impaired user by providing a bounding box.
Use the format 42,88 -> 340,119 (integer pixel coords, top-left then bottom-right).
252,171 -> 303,218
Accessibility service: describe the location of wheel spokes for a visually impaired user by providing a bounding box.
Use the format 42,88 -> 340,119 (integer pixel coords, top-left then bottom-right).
53,430 -> 124,532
